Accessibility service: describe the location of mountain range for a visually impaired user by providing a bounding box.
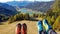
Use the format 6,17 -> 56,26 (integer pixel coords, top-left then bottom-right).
25,1 -> 54,12
6,1 -> 31,7
0,1 -> 54,22
0,1 -> 55,16
0,3 -> 18,16
6,1 -> 54,12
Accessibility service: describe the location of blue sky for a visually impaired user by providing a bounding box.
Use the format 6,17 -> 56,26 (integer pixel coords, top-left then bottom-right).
0,0 -> 54,3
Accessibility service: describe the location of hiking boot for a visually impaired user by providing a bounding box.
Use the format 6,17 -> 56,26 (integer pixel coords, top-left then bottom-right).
43,19 -> 52,33
21,23 -> 27,34
16,23 -> 21,34
37,21 -> 43,34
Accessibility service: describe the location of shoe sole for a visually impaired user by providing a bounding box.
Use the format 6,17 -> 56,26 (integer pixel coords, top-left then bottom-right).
16,23 -> 21,34
21,23 -> 27,34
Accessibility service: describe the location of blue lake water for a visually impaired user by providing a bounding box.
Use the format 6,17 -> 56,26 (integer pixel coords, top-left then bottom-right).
21,9 -> 27,12
21,9 -> 33,14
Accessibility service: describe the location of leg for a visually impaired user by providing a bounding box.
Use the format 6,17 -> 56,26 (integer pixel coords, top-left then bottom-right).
43,19 -> 57,34
38,31 -> 42,34
38,31 -> 46,34
48,29 -> 57,34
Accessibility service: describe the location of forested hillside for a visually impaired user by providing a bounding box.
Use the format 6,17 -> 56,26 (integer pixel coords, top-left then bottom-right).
46,0 -> 60,31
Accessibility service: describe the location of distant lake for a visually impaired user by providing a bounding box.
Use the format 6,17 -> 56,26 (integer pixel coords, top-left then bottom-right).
21,9 -> 33,14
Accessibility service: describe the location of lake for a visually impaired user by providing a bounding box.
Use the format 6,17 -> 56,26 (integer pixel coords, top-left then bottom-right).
20,9 -> 33,14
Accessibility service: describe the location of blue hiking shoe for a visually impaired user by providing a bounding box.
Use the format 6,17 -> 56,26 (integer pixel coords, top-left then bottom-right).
43,19 -> 52,32
37,21 -> 43,32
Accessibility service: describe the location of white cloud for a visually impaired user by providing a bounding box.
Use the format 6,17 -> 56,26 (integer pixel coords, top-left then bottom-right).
0,0 -> 13,3
15,0 -> 24,1
28,0 -> 35,1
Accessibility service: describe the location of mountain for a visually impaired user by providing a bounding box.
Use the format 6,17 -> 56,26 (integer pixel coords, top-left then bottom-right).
0,6 -> 17,16
0,3 -> 17,12
0,3 -> 16,11
25,1 -> 54,12
6,1 -> 54,12
6,1 -> 32,8
0,3 -> 18,16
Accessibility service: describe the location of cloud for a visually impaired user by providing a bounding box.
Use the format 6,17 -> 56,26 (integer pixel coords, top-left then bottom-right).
0,0 -> 54,3
0,0 -> 13,2
15,0 -> 24,1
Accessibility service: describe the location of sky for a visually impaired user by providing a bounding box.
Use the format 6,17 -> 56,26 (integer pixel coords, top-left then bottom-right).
0,0 -> 54,3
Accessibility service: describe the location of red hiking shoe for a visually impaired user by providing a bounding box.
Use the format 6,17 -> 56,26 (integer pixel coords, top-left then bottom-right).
16,23 -> 21,34
21,23 -> 27,34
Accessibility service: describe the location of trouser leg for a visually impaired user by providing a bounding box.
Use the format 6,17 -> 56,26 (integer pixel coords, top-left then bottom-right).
38,31 -> 46,34
48,29 -> 57,34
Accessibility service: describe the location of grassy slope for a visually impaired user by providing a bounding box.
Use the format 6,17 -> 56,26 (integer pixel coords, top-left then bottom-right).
0,20 -> 60,34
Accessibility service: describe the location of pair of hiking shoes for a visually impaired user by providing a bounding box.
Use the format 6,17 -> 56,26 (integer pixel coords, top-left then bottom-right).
16,23 -> 27,34
37,19 -> 57,34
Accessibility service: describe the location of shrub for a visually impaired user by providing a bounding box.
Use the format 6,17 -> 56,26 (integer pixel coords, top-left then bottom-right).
8,16 -> 14,24
53,16 -> 60,31
46,16 -> 52,25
